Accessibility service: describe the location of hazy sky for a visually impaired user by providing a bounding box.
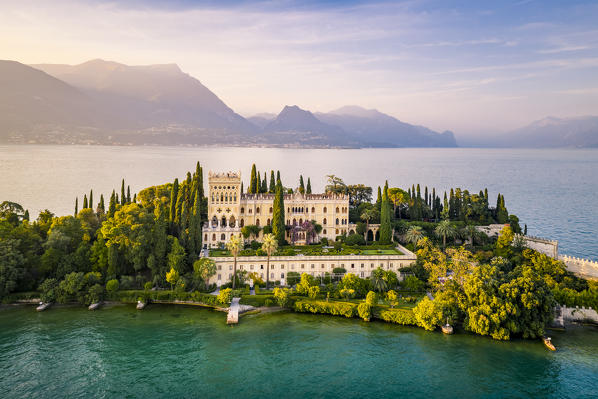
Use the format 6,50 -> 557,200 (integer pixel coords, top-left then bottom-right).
1,0 -> 597,135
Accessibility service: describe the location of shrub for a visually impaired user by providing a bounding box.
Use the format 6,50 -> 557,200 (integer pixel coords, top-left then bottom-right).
345,233 -> 365,246
358,302 -> 372,321
377,308 -> 417,325
39,278 -> 58,303
120,275 -> 136,290
217,288 -> 233,304
386,290 -> 398,308
240,295 -> 276,307
294,299 -> 357,318
413,297 -> 443,331
308,286 -> 320,299
320,238 -> 329,246
286,272 -> 301,286
273,287 -> 290,307
339,288 -> 355,300
87,284 -> 104,304
106,279 -> 119,293
296,273 -> 317,295
144,281 -> 153,291
365,291 -> 377,306
264,298 -> 274,307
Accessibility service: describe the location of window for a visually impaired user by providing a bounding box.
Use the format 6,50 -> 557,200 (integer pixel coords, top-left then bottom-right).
212,233 -> 216,241
321,264 -> 324,269
311,207 -> 315,213
269,207 -> 273,213
229,265 -> 232,270
249,209 -> 252,214
336,218 -> 339,225
267,218 -> 271,226
256,207 -> 260,214
311,264 -> 315,269
323,218 -> 327,224
281,273 -> 285,278
218,274 -> 221,280
351,263 -> 355,268
323,229 -> 327,235
323,207 -> 327,213
218,265 -> 222,270
260,265 -> 264,269
250,265 -> 254,270
281,265 -> 285,269
221,233 -> 226,240
256,219 -> 260,226
241,207 -> 245,214
336,207 -> 339,213
204,234 -> 207,240
301,264 -> 305,269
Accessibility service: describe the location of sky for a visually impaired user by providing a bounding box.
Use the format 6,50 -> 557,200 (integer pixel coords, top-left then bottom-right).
1,0 -> 597,136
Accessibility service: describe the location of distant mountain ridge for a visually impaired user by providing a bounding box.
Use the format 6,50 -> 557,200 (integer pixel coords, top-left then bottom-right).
505,116 -> 598,148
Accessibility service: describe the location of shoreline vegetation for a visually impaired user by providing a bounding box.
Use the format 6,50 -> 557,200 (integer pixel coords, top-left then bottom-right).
1,161 -> 597,341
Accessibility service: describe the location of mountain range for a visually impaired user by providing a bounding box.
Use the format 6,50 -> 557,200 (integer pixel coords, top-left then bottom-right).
1,59 -> 596,147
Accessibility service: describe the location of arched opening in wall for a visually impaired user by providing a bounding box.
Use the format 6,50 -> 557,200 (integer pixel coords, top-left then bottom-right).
220,193 -> 224,202
293,219 -> 297,226
367,230 -> 374,242
267,218 -> 271,226
323,229 -> 327,235
287,207 -> 290,213
212,216 -> 218,227
221,233 -> 226,241
299,218 -> 303,224
375,231 -> 380,241
241,207 -> 245,214
323,218 -> 327,225
336,207 -> 339,213
240,219 -> 244,227
256,207 -> 260,214
221,216 -> 226,227
269,207 -> 273,213
256,219 -> 260,226
335,218 -> 339,225
234,194 -> 237,201
229,216 -> 236,228
204,234 -> 208,240
225,194 -> 228,202
311,207 -> 315,213
323,207 -> 327,213
212,233 -> 216,241
349,230 -> 355,235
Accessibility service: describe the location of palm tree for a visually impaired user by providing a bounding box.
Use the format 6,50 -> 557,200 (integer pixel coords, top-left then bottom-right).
371,268 -> 388,293
226,234 -> 242,289
435,220 -> 456,248
461,224 -> 479,246
360,208 -> 379,245
261,233 -> 278,289
405,225 -> 424,246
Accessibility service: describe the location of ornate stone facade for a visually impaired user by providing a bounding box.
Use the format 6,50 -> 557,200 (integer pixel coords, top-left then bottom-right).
202,171 -> 352,248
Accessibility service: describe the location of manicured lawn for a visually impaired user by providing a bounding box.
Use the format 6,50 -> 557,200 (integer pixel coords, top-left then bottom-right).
209,244 -> 404,257
361,249 -> 403,255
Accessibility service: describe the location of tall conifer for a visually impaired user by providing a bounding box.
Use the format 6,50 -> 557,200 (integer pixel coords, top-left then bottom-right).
380,182 -> 392,243
299,175 -> 305,194
170,178 -> 179,223
120,179 -> 126,205
83,195 -> 88,209
306,178 -> 312,194
127,186 -> 131,203
74,197 -> 78,216
89,190 -> 93,210
272,182 -> 286,245
269,171 -> 275,193
109,190 -> 116,217
99,194 -> 105,212
250,164 -> 258,194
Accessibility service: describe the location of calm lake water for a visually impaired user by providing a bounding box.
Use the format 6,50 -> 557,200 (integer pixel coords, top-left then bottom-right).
1,145 -> 597,260
0,305 -> 597,398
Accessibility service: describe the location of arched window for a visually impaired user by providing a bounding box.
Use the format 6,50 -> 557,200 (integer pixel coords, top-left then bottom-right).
269,207 -> 273,213
241,207 -> 245,214
288,207 -> 290,213
225,194 -> 228,202
336,218 -> 339,225
293,219 -> 297,226
204,234 -> 208,240
256,219 -> 260,226
240,219 -> 244,227
229,216 -> 236,228
212,233 -> 216,241
323,229 -> 327,235
211,194 -> 215,202
256,207 -> 260,214
311,207 -> 315,213
323,207 -> 327,213
323,218 -> 327,225
220,193 -> 224,202
221,233 -> 226,240
336,207 -> 339,213
221,216 -> 226,227
299,218 -> 303,225
267,218 -> 271,226
234,194 -> 237,201
212,216 -> 218,227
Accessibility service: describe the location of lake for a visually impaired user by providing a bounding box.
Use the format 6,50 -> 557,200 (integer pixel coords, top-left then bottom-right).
0,305 -> 596,398
1,145 -> 597,260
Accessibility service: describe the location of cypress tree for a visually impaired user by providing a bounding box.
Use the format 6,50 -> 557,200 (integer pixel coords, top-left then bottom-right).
127,186 -> 131,203
192,183 -> 203,253
170,178 -> 179,223
121,179 -> 126,206
276,171 -> 281,185
175,184 -> 186,228
424,186 -> 429,206
376,186 -> 382,210
89,190 -> 93,210
99,194 -> 105,212
306,178 -> 312,194
116,193 -> 119,205
269,171 -> 275,193
74,197 -> 78,216
24,210 -> 29,221
524,224 -> 527,235
240,181 -> 244,194
411,184 -> 416,199
299,175 -> 305,194
380,182 -> 392,243
109,190 -> 116,217
261,173 -> 268,193
133,193 -> 136,203
257,171 -> 262,193
250,164 -> 258,194
484,188 -> 489,203
83,194 -> 88,209
272,182 -> 286,245
432,188 -> 436,213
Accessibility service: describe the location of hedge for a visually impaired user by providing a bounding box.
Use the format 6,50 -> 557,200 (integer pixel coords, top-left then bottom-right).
239,295 -> 276,307
111,290 -> 220,306
375,307 -> 417,326
294,299 -> 357,318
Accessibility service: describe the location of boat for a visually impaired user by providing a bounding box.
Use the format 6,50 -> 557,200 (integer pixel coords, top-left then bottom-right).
36,302 -> 52,312
441,318 -> 454,334
543,337 -> 556,351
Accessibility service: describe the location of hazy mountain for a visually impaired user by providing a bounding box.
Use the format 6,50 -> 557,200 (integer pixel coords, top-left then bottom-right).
261,105 -> 357,147
317,105 -> 457,147
247,113 -> 276,129
0,60 -> 102,136
503,116 -> 598,148
32,59 -> 256,134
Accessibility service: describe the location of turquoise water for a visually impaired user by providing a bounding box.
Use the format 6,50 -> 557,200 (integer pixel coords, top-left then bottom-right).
1,305 -> 597,398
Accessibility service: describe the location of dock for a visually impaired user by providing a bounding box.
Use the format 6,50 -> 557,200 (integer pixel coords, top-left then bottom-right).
227,297 -> 240,324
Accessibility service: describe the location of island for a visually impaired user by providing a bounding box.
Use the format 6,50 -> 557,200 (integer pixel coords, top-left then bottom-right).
1,162 -> 597,341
